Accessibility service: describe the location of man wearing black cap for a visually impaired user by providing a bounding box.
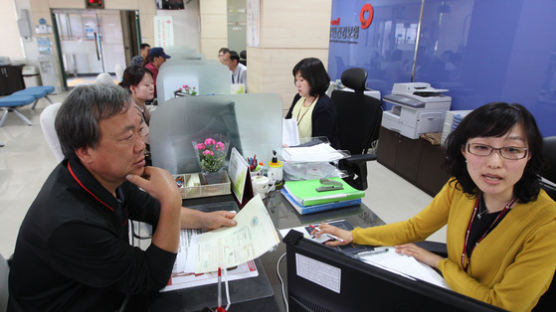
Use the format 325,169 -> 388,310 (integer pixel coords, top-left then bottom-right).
144,47 -> 171,93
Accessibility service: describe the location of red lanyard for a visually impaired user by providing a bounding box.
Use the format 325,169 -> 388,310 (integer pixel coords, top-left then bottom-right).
460,194 -> 516,270
67,161 -> 115,212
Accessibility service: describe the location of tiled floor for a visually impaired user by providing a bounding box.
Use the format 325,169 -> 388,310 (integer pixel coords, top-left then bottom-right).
0,93 -> 445,257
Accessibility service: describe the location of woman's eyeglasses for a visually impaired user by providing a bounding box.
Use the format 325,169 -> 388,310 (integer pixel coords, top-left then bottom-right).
466,143 -> 528,160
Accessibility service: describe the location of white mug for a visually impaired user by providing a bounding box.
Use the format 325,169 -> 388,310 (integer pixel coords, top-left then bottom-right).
252,175 -> 270,199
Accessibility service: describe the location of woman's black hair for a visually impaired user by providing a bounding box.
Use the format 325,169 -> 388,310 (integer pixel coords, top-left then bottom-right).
292,57 -> 330,97
119,65 -> 153,90
444,102 -> 544,203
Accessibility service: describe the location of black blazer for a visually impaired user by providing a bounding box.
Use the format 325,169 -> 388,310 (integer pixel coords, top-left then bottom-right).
285,93 -> 338,148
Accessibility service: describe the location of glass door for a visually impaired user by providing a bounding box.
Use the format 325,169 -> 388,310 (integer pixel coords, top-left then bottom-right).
52,9 -> 129,87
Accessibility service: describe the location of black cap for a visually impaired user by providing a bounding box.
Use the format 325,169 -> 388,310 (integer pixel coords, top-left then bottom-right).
149,47 -> 171,59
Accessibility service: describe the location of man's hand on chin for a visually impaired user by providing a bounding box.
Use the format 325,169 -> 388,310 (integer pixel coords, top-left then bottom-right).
126,166 -> 181,208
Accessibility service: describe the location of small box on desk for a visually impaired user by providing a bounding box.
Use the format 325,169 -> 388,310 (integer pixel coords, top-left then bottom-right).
173,171 -> 231,199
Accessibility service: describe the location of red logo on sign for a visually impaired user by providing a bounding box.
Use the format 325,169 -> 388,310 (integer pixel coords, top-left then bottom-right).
331,17 -> 340,25
360,3 -> 374,29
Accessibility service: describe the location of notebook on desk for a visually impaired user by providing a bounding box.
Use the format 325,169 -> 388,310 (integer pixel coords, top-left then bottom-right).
283,177 -> 365,206
281,188 -> 361,215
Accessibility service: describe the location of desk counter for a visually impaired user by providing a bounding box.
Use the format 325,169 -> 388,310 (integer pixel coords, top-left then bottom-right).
149,190 -> 385,311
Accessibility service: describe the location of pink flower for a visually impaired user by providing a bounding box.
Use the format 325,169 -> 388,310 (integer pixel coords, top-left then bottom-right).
203,150 -> 214,156
196,143 -> 205,150
204,138 -> 216,145
215,141 -> 225,151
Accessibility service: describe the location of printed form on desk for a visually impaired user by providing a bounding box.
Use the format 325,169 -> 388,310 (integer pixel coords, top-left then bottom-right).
194,195 -> 280,273
359,247 -> 449,289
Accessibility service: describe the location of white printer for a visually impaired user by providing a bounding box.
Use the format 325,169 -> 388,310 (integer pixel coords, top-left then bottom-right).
382,82 -> 451,139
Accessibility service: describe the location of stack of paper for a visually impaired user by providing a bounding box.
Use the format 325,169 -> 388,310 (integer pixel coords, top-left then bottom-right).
163,229 -> 259,292
282,143 -> 345,162
358,247 -> 449,289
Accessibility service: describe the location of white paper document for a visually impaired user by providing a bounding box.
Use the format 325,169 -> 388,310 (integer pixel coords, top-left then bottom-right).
282,118 -> 300,147
194,195 -> 280,273
163,260 -> 258,292
173,229 -> 200,274
282,143 -> 345,162
163,229 -> 259,292
358,247 -> 449,289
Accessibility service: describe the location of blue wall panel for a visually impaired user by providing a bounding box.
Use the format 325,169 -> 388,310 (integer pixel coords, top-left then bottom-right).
329,0 -> 556,136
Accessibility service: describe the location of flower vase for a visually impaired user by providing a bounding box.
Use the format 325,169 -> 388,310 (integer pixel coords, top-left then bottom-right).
201,169 -> 225,185
193,138 -> 229,185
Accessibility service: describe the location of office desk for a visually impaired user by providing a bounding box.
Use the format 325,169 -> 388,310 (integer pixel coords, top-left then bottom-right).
149,191 -> 385,311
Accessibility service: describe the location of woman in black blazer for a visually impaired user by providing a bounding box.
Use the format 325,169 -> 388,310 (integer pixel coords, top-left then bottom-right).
285,58 -> 338,147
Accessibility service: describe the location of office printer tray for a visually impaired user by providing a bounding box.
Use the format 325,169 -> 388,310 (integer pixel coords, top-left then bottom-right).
383,94 -> 425,108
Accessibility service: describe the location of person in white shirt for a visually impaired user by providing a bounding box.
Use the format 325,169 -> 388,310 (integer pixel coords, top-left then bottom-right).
223,50 -> 247,86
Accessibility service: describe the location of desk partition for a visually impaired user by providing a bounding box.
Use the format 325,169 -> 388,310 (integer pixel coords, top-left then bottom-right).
156,59 -> 231,103
149,94 -> 283,174
164,46 -> 204,61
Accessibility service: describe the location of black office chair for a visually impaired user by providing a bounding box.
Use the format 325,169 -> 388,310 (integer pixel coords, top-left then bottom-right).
540,136 -> 556,200
533,136 -> 556,311
239,50 -> 247,66
331,67 -> 383,190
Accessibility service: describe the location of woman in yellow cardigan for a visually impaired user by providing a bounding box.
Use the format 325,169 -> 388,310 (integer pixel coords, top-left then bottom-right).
316,102 -> 556,311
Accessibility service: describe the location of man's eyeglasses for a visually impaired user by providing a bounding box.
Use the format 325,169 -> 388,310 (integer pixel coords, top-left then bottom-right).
466,143 -> 528,160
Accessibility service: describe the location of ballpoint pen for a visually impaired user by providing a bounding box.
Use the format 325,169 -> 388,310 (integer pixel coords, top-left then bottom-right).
308,224 -> 345,243
217,267 -> 221,309
356,248 -> 389,257
215,267 -> 227,312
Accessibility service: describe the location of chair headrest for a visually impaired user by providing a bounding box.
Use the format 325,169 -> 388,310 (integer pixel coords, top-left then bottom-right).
341,68 -> 367,91
543,136 -> 556,182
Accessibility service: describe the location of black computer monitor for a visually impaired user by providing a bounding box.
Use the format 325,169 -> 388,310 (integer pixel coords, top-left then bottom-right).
283,231 -> 504,312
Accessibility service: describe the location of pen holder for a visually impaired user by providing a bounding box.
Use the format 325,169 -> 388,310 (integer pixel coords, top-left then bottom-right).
250,165 -> 264,177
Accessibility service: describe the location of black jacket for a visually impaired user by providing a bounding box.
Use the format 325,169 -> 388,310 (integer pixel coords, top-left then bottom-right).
8,157 -> 176,311
285,93 -> 339,147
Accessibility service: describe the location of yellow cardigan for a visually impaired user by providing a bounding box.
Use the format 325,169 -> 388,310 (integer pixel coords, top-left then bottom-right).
352,180 -> 556,311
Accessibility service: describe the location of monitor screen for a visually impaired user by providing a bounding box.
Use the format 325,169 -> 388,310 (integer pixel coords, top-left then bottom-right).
283,231 -> 504,312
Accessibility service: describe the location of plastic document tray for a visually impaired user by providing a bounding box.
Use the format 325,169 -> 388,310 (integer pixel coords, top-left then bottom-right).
174,171 -> 231,199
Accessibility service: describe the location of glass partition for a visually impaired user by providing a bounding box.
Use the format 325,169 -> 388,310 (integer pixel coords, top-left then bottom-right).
149,94 -> 283,174
156,59 -> 231,103
164,46 -> 204,61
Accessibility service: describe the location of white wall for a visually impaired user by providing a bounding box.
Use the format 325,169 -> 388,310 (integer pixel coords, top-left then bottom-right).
157,0 -> 201,52
0,0 -> 26,61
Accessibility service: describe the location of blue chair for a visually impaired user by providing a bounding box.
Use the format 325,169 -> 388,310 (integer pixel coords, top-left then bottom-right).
0,94 -> 35,127
12,86 -> 54,109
